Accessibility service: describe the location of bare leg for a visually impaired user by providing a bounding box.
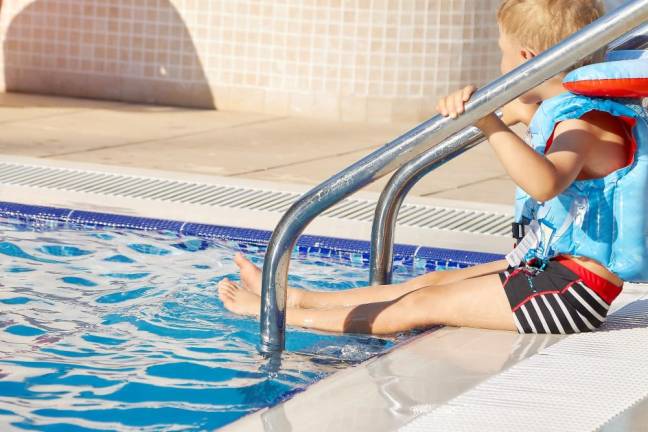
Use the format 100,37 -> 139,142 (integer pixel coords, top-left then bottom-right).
218,273 -> 516,335
233,252 -> 508,309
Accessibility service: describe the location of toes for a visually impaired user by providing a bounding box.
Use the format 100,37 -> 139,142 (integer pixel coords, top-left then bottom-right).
217,287 -> 231,301
219,285 -> 234,297
224,280 -> 239,291
234,252 -> 247,267
218,280 -> 233,292
218,278 -> 238,290
218,279 -> 238,299
217,283 -> 230,295
235,252 -> 260,272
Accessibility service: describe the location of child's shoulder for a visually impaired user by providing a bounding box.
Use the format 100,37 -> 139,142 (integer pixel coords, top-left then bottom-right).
534,92 -> 635,132
551,103 -> 629,175
578,109 -> 625,132
531,93 -> 629,167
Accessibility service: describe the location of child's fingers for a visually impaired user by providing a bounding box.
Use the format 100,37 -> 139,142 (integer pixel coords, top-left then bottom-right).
437,97 -> 449,116
445,91 -> 462,118
437,86 -> 476,118
453,91 -> 465,115
462,85 -> 476,102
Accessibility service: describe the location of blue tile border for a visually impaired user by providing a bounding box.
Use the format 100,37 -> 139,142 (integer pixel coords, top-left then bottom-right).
0,201 -> 503,269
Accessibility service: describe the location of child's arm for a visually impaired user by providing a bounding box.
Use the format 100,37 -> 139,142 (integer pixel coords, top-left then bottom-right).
478,116 -> 593,201
437,86 -> 594,202
499,97 -> 539,127
437,85 -> 538,126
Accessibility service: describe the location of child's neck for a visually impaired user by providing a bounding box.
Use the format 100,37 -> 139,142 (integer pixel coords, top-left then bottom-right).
537,77 -> 569,103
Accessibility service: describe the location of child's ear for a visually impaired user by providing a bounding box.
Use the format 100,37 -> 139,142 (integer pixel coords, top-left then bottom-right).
520,48 -> 537,61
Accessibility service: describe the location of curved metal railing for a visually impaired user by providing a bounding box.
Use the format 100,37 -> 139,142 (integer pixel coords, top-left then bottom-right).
368,24 -> 648,286
259,0 -> 648,355
368,124 -> 490,286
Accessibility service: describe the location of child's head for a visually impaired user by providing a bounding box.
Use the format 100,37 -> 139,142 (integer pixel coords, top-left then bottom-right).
497,0 -> 606,103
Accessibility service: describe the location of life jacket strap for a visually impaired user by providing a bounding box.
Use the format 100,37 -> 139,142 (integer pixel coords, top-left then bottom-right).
512,222 -> 526,244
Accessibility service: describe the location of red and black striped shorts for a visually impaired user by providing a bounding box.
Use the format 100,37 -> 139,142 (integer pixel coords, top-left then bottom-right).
499,256 -> 623,334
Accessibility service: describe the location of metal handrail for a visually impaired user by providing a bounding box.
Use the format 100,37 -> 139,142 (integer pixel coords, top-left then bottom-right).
368,25 -> 648,286
368,124 -> 490,286
259,0 -> 648,355
613,22 -> 648,50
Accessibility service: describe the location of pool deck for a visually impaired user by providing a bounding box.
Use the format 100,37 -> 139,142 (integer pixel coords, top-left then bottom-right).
0,92 -> 517,206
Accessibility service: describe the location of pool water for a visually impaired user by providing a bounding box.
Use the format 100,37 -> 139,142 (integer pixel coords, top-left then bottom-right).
0,217 -> 453,431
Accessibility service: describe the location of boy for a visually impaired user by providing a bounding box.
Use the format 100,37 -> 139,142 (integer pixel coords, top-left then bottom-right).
218,0 -> 637,335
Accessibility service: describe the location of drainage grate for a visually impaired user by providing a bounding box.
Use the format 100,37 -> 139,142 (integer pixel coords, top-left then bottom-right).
0,162 -> 513,236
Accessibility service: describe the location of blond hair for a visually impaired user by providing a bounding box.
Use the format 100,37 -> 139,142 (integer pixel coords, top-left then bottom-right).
497,0 -> 607,68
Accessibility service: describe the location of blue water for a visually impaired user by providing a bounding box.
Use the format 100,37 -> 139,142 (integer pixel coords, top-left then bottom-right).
0,217 -> 448,431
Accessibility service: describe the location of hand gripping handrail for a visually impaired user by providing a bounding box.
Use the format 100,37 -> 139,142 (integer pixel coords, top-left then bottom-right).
368,23 -> 648,286
259,0 -> 648,355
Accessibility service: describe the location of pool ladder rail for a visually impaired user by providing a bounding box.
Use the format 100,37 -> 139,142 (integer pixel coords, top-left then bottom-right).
259,0 -> 648,355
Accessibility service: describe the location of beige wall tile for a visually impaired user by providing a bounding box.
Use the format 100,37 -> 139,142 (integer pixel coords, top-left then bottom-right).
313,93 -> 340,121
211,85 -> 232,111
340,96 -> 367,123
85,75 -> 122,100
227,87 -> 266,113
289,92 -> 315,117
263,90 -> 290,117
366,97 -> 393,125
391,97 -> 423,124
120,78 -> 156,105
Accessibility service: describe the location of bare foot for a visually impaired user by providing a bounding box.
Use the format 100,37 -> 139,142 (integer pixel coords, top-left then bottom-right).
233,252 -> 304,307
218,278 -> 261,317
234,252 -> 262,295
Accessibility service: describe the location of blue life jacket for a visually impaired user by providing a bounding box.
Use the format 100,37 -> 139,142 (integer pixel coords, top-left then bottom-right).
513,54 -> 648,282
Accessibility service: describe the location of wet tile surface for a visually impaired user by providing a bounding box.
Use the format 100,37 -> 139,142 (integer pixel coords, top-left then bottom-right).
224,327 -> 564,432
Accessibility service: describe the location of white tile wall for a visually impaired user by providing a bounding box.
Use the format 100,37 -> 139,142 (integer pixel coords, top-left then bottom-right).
0,0 -> 502,122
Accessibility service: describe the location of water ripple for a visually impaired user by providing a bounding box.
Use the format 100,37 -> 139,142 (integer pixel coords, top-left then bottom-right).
0,218 -> 423,431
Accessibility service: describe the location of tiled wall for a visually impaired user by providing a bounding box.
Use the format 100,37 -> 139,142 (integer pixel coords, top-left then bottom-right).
0,1 -> 502,123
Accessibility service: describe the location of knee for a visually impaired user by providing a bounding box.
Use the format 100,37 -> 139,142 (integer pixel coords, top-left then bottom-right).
404,270 -> 445,291
392,289 -> 444,330
399,287 -> 451,329
425,270 -> 448,286
363,295 -> 421,334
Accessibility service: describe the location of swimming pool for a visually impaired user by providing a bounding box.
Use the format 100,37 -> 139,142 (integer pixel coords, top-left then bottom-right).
0,203 -> 498,431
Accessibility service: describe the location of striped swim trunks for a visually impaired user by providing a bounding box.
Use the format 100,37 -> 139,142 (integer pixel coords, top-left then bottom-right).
499,256 -> 623,334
